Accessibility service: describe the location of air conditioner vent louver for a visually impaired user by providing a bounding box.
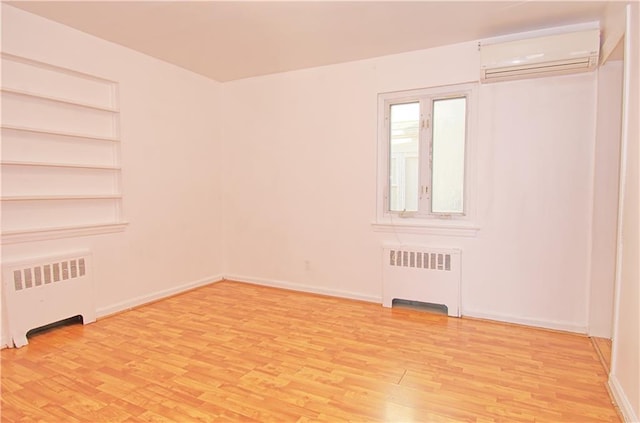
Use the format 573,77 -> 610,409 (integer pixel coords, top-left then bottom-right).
480,29 -> 600,83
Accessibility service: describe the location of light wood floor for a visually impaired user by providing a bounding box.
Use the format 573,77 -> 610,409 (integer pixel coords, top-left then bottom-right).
591,336 -> 613,374
1,281 -> 620,422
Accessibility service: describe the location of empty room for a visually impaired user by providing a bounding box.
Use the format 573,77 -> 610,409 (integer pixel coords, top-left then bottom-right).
1,1 -> 638,422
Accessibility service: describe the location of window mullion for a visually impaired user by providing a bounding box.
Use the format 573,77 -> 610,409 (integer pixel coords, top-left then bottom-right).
419,97 -> 433,216
384,101 -> 392,213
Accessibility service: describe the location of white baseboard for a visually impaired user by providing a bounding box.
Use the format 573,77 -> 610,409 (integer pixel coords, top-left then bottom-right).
225,274 -> 381,304
224,277 -> 589,334
609,375 -> 640,423
462,308 -> 588,334
95,274 -> 224,318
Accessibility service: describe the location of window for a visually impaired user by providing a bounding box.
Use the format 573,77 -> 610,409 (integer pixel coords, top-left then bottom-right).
376,84 -> 477,233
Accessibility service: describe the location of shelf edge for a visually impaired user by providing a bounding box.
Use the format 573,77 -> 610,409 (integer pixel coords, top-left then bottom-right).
0,160 -> 120,170
1,124 -> 119,142
1,222 -> 129,244
2,194 -> 122,201
1,87 -> 119,113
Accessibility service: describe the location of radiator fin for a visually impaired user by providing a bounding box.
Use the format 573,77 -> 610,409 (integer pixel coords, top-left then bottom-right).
388,249 -> 453,271
10,258 -> 87,292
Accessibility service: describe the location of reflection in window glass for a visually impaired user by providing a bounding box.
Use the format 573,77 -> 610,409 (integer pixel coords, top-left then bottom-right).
432,97 -> 466,214
389,102 -> 419,212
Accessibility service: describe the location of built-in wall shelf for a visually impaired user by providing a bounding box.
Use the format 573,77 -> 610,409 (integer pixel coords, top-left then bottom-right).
1,87 -> 119,113
2,194 -> 123,202
1,52 -> 126,244
1,222 -> 129,245
1,124 -> 119,143
1,160 -> 120,170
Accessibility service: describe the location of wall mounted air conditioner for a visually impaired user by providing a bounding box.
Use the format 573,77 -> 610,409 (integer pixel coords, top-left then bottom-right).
480,29 -> 600,83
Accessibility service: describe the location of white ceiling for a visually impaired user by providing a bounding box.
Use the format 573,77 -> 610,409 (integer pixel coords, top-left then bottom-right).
6,1 -> 623,82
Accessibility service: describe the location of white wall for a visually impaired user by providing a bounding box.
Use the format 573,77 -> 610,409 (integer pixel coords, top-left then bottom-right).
222,43 -> 476,302
1,5 -> 225,346
471,74 -> 600,331
223,42 -> 604,333
589,60 -> 623,338
2,4 -> 628,350
610,3 -> 640,422
3,3 -> 635,416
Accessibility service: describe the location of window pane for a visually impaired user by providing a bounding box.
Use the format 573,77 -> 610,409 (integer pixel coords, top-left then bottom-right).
432,97 -> 466,214
389,102 -> 419,212
404,155 -> 419,211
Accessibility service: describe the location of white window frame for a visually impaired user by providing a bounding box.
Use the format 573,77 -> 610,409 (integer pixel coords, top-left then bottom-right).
374,83 -> 479,236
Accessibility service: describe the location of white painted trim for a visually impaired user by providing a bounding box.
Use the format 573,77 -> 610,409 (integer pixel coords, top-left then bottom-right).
2,274 -> 595,348
225,274 -> 381,304
1,296 -> 10,348
1,222 -> 129,244
372,222 -> 479,237
610,2 -> 633,379
584,68 -> 599,336
226,276 -> 588,333
1,51 -> 117,84
609,375 -> 640,423
95,274 -> 224,318
1,160 -> 120,170
0,87 -> 119,112
0,124 -> 119,143
375,83 -> 480,230
2,194 -> 123,201
462,309 -> 588,334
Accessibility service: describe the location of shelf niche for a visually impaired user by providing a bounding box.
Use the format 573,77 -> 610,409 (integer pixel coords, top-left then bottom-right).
1,53 -> 127,244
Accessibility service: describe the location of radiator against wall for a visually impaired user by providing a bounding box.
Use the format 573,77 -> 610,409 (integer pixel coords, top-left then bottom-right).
2,251 -> 96,347
382,246 -> 461,317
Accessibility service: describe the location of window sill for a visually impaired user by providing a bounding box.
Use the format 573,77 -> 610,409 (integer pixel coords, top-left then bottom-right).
372,220 -> 479,237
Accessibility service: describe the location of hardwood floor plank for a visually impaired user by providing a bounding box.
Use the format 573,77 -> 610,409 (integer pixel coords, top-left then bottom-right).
1,281 -> 620,422
592,336 -> 613,374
